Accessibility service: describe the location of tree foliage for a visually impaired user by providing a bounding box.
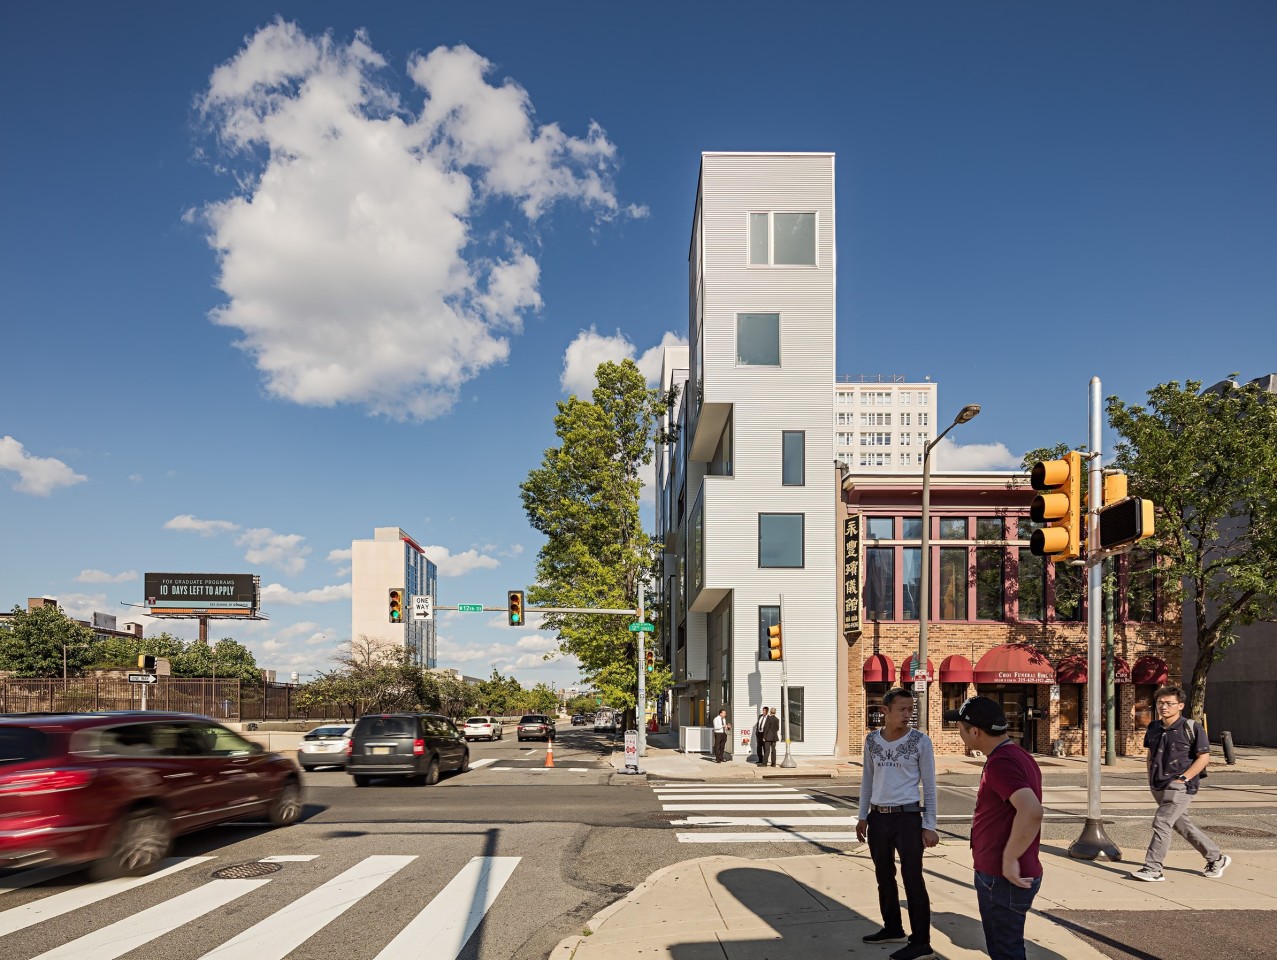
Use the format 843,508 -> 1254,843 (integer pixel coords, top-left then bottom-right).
0,605 -> 95,677
1107,378 -> 1277,721
293,636 -> 431,720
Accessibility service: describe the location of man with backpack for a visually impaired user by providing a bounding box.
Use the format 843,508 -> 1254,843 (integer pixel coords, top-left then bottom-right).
1130,684 -> 1230,882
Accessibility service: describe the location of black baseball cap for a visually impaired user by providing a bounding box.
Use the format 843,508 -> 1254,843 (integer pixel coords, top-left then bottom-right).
943,696 -> 1009,733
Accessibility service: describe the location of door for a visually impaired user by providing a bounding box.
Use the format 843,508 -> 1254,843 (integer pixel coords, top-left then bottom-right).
985,687 -> 1028,749
171,721 -> 271,821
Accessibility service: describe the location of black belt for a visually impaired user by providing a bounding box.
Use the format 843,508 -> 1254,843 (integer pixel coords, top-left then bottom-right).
871,803 -> 923,814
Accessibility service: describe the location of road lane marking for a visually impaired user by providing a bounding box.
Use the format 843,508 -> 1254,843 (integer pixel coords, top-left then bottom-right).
671,815 -> 858,827
31,878 -> 269,960
0,857 -> 214,938
661,802 -> 834,812
260,856 -> 318,862
675,831 -> 858,843
199,855 -> 416,960
468,758 -> 499,769
374,856 -> 520,960
655,793 -> 811,801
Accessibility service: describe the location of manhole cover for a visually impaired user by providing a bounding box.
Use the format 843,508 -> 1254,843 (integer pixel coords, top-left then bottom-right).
1202,825 -> 1276,839
212,861 -> 284,879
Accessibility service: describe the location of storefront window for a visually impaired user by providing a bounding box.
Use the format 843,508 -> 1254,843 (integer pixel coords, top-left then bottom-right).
1059,684 -> 1083,728
1018,549 -> 1044,621
942,684 -> 968,729
866,517 -> 894,540
901,517 -> 922,539
1133,684 -> 1156,728
976,548 -> 1004,620
902,547 -> 921,621
976,517 -> 1005,540
864,547 -> 894,620
865,683 -> 889,728
939,518 -> 967,540
1054,563 -> 1084,622
939,548 -> 967,619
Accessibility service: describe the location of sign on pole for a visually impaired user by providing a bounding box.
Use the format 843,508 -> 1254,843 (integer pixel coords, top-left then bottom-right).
457,603 -> 483,612
627,622 -> 655,632
412,595 -> 433,621
128,673 -> 158,684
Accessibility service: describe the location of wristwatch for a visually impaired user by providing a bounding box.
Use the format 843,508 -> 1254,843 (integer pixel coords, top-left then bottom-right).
1175,775 -> 1189,782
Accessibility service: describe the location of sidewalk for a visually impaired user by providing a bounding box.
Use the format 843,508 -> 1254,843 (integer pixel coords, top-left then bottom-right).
552,846 -> 1277,959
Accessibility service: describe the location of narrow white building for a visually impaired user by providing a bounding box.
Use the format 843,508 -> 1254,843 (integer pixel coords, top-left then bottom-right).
656,152 -> 838,755
834,376 -> 939,472
351,527 -> 437,666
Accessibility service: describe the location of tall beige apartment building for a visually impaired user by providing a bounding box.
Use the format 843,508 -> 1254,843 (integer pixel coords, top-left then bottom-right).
834,376 -> 939,473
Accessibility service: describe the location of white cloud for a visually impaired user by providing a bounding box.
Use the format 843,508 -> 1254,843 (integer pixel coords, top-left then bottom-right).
933,437 -> 1023,471
327,548 -> 352,563
260,582 -> 352,605
198,22 -> 635,421
0,436 -> 87,496
275,621 -> 321,639
419,544 -> 500,577
515,635 -> 557,652
128,474 -> 143,483
236,527 -> 311,575
636,332 -> 688,385
75,569 -> 138,584
164,514 -> 240,537
52,593 -> 108,621
561,328 -> 686,396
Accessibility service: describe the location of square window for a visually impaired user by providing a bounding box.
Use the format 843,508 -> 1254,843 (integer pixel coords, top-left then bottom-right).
901,517 -> 922,539
759,513 -> 804,568
773,213 -> 816,265
782,431 -> 805,485
737,313 -> 780,366
976,517 -> 1005,540
939,518 -> 967,539
865,517 -> 894,539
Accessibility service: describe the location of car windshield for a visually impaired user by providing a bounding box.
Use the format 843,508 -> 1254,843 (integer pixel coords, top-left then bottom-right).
0,728 -> 49,766
465,718 -> 491,725
519,716 -> 547,724
305,727 -> 351,740
355,716 -> 415,738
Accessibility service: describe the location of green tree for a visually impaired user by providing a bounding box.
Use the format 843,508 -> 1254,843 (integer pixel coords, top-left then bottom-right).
0,605 -> 96,677
175,638 -> 261,682
520,359 -> 663,722
566,694 -> 597,715
474,669 -> 524,716
1108,377 -> 1277,722
294,636 -> 429,720
526,681 -> 559,715
88,632 -> 187,671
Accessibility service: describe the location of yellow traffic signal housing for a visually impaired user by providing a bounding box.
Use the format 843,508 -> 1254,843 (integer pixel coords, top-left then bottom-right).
138,654 -> 156,670
507,590 -> 525,627
1030,451 -> 1083,562
1097,497 -> 1155,551
1103,472 -> 1129,505
645,650 -> 655,672
388,589 -> 403,623
766,623 -> 783,661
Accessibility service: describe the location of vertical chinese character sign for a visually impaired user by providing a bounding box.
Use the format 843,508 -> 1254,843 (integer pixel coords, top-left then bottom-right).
843,514 -> 862,635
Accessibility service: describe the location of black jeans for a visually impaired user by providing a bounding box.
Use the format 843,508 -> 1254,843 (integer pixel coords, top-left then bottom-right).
866,810 -> 930,946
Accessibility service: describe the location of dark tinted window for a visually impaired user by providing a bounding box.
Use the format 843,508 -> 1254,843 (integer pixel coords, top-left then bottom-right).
519,715 -> 547,724
92,723 -> 160,756
305,726 -> 351,740
355,716 -> 417,738
0,728 -> 49,766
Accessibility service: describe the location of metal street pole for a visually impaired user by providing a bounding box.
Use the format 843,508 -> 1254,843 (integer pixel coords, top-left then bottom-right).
637,580 -> 646,761
1105,558 -> 1117,766
779,593 -> 796,768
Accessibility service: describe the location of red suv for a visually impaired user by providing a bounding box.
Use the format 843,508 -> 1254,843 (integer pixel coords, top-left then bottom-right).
0,712 -> 302,879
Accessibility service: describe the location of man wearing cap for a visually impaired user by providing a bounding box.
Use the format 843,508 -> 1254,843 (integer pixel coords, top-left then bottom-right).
944,696 -> 1044,960
856,687 -> 938,960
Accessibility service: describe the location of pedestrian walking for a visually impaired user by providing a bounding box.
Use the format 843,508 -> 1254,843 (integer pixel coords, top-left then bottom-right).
856,687 -> 938,960
944,696 -> 1044,960
763,707 -> 780,766
712,708 -> 729,763
1129,685 -> 1229,882
754,708 -> 770,765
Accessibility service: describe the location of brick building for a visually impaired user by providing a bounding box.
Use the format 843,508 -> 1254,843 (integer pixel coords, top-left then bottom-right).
840,470 -> 1181,757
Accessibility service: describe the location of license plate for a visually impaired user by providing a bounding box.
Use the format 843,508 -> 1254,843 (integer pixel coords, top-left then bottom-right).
371,746 -> 391,755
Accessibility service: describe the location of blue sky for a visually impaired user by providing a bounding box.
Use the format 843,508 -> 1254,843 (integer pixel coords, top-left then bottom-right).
3,3 -> 1274,687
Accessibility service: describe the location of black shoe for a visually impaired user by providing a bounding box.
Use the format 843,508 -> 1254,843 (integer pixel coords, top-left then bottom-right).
889,945 -> 935,960
862,928 -> 907,944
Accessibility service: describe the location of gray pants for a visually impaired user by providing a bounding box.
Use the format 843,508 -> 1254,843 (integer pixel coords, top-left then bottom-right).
1143,782 -> 1221,871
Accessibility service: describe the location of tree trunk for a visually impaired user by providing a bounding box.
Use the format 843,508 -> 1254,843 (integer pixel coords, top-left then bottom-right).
1188,631 -> 1215,724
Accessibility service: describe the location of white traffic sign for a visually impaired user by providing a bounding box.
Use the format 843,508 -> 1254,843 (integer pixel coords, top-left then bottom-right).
128,673 -> 158,684
412,595 -> 433,621
624,730 -> 638,770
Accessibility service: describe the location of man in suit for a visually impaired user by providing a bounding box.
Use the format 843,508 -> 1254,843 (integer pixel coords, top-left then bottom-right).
755,707 -> 771,765
762,707 -> 781,766
712,708 -> 729,763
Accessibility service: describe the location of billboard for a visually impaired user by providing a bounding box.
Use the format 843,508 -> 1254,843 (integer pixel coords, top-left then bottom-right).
144,573 -> 259,616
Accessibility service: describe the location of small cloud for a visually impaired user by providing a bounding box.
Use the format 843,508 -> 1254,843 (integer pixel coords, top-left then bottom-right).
933,437 -> 1023,472
276,621 -> 320,639
419,544 -> 500,577
128,474 -> 143,483
164,514 -> 240,537
50,592 -> 108,621
75,569 -> 139,584
260,582 -> 352,605
560,328 -> 686,396
327,548 -> 352,563
0,436 -> 87,496
236,528 -> 311,575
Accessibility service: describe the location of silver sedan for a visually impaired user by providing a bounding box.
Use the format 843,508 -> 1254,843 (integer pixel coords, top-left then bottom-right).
297,723 -> 354,771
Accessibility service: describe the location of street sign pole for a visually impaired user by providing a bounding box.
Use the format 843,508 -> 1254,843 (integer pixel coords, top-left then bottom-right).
636,580 -> 646,763
779,593 -> 796,768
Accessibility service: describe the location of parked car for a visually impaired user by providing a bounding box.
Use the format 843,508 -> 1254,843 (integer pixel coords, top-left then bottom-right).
346,714 -> 469,786
516,715 -> 556,742
297,723 -> 354,771
0,712 -> 302,879
571,714 -> 588,726
461,716 -> 504,741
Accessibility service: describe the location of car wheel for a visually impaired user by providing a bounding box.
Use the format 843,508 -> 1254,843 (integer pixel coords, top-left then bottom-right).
269,779 -> 303,826
300,764 -> 315,772
460,750 -> 471,773
89,806 -> 172,881
424,757 -> 441,786
354,775 -> 371,787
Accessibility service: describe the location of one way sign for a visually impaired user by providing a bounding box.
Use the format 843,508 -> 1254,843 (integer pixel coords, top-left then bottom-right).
412,595 -> 433,621
128,673 -> 158,684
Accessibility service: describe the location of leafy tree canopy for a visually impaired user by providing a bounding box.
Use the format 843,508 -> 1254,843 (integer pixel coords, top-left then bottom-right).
0,605 -> 95,677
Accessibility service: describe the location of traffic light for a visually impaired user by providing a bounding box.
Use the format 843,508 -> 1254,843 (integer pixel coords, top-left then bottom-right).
507,590 -> 525,627
1097,497 -> 1155,552
645,650 -> 655,672
766,622 -> 783,661
388,588 -> 403,623
138,654 -> 156,671
1029,450 -> 1083,562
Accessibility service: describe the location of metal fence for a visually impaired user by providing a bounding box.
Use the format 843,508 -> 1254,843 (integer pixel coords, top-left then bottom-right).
0,678 -> 342,721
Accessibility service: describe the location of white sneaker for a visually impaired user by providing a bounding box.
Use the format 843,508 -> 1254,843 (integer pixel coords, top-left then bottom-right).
1130,867 -> 1164,882
1204,855 -> 1231,878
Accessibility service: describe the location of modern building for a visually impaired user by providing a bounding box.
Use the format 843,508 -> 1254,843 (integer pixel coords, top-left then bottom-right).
834,376 -> 939,472
655,152 -> 839,755
840,470 -> 1181,756
351,527 -> 437,667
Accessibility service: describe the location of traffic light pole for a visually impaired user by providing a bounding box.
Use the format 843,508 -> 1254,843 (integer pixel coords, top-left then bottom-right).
778,594 -> 796,768
637,581 -> 646,762
1069,375 -> 1122,862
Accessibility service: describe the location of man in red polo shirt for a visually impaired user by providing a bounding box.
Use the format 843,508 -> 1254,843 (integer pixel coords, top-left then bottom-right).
945,696 -> 1044,960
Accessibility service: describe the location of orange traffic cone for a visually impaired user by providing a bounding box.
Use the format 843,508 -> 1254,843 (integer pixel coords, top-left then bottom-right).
545,739 -> 555,767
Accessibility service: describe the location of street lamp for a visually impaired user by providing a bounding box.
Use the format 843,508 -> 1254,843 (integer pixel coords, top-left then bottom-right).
917,403 -> 981,733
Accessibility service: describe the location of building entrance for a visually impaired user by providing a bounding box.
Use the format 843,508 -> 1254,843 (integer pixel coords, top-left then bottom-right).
979,685 -> 1036,751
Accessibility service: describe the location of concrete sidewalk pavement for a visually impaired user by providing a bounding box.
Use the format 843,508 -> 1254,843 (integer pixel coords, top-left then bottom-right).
552,845 -> 1277,959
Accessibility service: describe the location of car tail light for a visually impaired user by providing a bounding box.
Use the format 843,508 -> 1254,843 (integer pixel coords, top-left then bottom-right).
413,739 -> 425,756
345,741 -> 353,756
0,769 -> 95,796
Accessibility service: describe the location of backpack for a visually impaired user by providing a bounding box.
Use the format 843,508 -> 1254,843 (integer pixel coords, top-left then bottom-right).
1182,718 -> 1208,780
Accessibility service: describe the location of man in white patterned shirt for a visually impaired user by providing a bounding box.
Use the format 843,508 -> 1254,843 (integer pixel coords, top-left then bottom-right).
856,687 -> 939,960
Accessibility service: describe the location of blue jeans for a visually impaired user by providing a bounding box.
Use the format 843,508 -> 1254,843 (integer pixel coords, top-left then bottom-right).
974,871 -> 1041,960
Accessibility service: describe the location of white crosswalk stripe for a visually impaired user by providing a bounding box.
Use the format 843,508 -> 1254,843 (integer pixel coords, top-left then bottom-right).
0,854 -> 522,960
651,781 -> 861,845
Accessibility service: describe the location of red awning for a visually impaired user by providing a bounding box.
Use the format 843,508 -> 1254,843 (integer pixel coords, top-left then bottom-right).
1132,656 -> 1169,686
940,654 -> 974,684
863,653 -> 895,684
973,644 -> 1055,684
902,655 -> 935,683
1056,656 -> 1087,684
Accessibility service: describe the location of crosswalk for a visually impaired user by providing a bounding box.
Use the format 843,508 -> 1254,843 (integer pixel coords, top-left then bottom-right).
652,781 -> 861,845
0,854 -> 519,960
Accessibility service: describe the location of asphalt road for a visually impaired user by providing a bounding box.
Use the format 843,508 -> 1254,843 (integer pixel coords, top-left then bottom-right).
2,726 -> 1275,960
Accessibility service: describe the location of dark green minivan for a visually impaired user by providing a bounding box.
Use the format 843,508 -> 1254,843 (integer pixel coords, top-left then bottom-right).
346,714 -> 470,786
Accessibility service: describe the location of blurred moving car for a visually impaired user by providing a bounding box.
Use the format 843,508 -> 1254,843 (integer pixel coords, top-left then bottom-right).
0,712 -> 302,879
461,716 -> 504,741
570,714 -> 588,726
593,708 -> 617,733
346,714 -> 469,786
516,715 -> 556,742
297,723 -> 354,771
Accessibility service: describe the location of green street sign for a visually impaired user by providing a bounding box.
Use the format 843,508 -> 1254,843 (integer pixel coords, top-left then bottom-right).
457,603 -> 484,612
628,622 -> 655,632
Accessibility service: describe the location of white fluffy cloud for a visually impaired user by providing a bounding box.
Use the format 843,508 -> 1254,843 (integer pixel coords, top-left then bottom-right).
419,544 -> 500,577
260,582 -> 352,605
932,437 -> 1023,471
198,21 -> 636,421
236,527 -> 311,575
52,592 -> 108,621
0,436 -> 86,496
560,328 -> 686,396
75,569 -> 138,584
164,514 -> 240,537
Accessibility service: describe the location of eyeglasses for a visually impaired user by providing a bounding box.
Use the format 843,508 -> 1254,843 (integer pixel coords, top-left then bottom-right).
1156,701 -> 1181,710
